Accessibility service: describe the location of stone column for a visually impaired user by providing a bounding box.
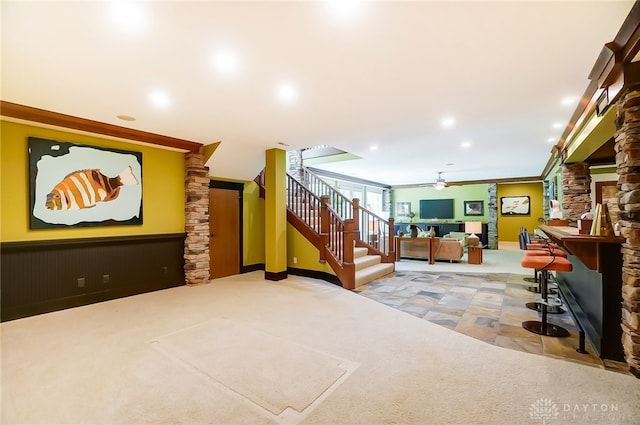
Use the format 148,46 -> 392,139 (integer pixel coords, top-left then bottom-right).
615,88 -> 640,378
288,149 -> 304,182
542,180 -> 550,219
561,162 -> 592,225
184,148 -> 210,285
487,183 -> 498,249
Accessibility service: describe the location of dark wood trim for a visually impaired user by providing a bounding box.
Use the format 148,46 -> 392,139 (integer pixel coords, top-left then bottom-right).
0,233 -> 186,249
287,268 -> 342,286
595,180 -> 617,205
589,2 -> 640,88
241,263 -> 265,273
392,175 -> 543,189
1,101 -> 202,152
209,180 -> 244,191
549,3 -> 640,173
265,270 -> 288,281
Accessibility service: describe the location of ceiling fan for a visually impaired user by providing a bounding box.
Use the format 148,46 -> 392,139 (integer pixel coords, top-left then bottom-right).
421,171 -> 447,190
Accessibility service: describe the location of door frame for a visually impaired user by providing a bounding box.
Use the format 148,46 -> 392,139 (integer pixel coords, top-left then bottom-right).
209,180 -> 244,274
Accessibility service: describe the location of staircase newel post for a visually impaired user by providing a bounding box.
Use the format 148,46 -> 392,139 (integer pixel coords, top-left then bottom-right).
343,218 -> 355,264
388,217 -> 396,259
320,195 -> 330,262
352,198 -> 360,241
342,218 -> 357,290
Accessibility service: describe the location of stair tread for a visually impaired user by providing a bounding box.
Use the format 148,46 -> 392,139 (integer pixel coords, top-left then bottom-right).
354,263 -> 395,288
354,247 -> 369,258
354,254 -> 382,271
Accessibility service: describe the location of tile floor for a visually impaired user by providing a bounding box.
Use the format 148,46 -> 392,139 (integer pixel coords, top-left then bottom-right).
355,268 -> 630,375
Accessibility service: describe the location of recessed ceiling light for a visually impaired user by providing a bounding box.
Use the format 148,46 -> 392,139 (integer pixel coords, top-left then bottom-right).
370,145 -> 378,151
149,90 -> 171,108
547,138 -> 556,143
460,141 -> 471,148
212,49 -> 240,75
326,0 -> 365,22
116,114 -> 136,122
109,1 -> 148,33
276,82 -> 298,104
552,122 -> 563,129
441,117 -> 455,127
561,96 -> 577,106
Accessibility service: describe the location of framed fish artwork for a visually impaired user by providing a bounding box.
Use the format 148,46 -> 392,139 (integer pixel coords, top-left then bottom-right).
29,137 -> 143,228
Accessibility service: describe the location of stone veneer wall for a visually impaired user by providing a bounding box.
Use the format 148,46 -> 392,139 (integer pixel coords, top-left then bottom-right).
288,149 -> 304,181
487,183 -> 498,249
542,180 -> 550,219
184,148 -> 210,285
561,162 -> 592,225
615,88 -> 640,378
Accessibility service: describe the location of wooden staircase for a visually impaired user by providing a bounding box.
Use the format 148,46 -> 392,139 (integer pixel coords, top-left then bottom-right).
354,246 -> 395,288
257,169 -> 395,289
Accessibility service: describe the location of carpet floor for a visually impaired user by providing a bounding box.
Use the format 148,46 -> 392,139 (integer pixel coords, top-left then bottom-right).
1,271 -> 638,425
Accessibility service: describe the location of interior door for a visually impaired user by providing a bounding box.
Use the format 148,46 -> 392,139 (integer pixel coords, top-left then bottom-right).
209,186 -> 241,278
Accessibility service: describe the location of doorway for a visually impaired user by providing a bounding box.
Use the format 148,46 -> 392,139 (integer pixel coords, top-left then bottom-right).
209,181 -> 243,278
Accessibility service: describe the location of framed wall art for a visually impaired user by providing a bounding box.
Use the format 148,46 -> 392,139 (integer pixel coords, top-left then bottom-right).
395,201 -> 411,217
29,137 -> 143,229
464,200 -> 484,216
500,196 -> 530,215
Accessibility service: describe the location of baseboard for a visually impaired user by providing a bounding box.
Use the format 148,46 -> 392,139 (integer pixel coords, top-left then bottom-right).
287,268 -> 342,286
265,270 -> 288,281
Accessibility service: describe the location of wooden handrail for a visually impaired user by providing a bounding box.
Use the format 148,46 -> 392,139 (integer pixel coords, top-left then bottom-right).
298,167 -> 395,262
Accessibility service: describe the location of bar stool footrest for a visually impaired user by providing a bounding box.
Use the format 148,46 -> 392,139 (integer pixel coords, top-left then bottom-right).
522,320 -> 570,337
525,302 -> 565,314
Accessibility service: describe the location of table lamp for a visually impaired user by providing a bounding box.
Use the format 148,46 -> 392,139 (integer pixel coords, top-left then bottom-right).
465,221 -> 482,246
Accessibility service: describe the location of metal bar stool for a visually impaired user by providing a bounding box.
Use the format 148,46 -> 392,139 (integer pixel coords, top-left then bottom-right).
520,255 -> 572,337
522,250 -> 566,314
522,249 -> 565,294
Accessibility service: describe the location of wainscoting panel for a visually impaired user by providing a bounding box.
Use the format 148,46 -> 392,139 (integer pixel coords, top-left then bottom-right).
1,234 -> 185,322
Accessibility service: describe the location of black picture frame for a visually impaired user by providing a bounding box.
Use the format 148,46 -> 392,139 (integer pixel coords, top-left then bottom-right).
464,200 -> 484,216
29,137 -> 143,229
500,196 -> 530,215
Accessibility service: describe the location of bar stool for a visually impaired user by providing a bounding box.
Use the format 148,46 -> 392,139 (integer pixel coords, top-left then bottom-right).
522,250 -> 566,313
522,248 -> 565,293
520,255 -> 572,337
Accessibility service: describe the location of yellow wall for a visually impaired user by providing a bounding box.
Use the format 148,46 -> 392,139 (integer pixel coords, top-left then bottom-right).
243,181 -> 266,266
497,182 -> 544,241
0,120 -> 185,242
287,223 -> 335,274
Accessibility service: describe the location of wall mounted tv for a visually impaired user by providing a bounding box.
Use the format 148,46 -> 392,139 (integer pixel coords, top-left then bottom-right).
419,199 -> 454,219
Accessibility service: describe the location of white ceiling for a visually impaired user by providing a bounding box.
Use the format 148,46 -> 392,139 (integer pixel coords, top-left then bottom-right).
1,1 -> 634,186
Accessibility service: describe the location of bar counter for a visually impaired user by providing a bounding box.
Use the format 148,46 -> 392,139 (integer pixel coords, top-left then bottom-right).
538,224 -> 624,361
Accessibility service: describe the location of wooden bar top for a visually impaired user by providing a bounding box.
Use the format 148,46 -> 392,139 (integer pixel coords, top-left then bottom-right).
538,224 -> 624,272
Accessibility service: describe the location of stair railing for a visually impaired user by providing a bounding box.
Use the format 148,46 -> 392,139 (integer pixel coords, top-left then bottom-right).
352,199 -> 395,262
299,167 -> 395,262
300,167 -> 353,219
285,174 -> 356,288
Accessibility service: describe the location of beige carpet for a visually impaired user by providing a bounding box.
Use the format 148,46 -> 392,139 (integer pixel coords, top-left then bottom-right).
2,271 -> 639,425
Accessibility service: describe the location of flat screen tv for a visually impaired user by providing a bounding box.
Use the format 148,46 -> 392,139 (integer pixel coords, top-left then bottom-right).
419,199 -> 454,219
